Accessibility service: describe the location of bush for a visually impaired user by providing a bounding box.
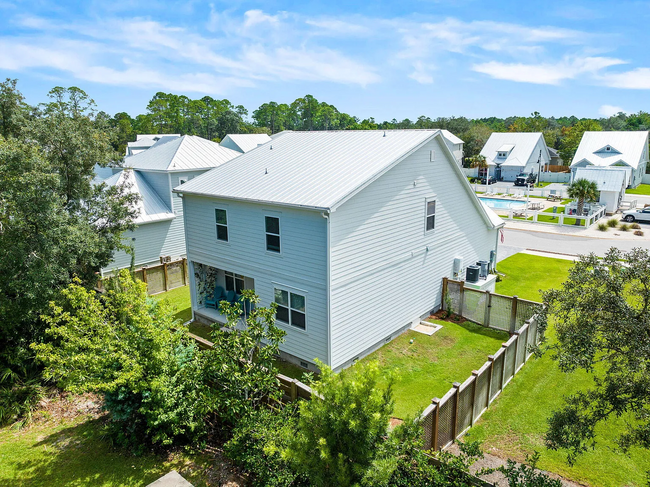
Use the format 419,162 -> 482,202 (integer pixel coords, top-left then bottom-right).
619,223 -> 630,232
631,223 -> 641,229
607,218 -> 618,227
597,223 -> 608,232
635,230 -> 644,236
224,406 -> 308,487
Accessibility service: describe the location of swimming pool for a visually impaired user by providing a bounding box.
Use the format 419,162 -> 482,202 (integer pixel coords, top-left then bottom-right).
479,197 -> 526,209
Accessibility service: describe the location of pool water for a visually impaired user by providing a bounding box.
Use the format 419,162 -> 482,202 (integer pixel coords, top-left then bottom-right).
479,197 -> 526,209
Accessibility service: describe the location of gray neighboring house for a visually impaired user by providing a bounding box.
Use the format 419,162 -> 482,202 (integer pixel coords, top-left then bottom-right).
570,131 -> 649,189
98,135 -> 241,276
176,130 -> 504,371
480,132 -> 551,182
220,133 -> 272,153
126,134 -> 181,156
574,167 -> 626,214
440,130 -> 464,165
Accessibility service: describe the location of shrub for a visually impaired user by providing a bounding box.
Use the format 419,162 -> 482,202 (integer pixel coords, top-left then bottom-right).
635,230 -> 644,236
607,218 -> 618,227
632,223 -> 641,229
597,223 -> 608,232
619,223 -> 630,232
224,406 -> 308,487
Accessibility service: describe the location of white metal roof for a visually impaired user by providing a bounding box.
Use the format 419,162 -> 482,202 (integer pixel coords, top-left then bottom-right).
440,129 -> 464,145
574,166 -> 627,192
570,131 -> 649,169
221,133 -> 272,153
100,169 -> 175,224
175,129 -> 503,229
126,134 -> 180,156
124,135 -> 241,172
480,132 -> 549,167
497,144 -> 515,152
480,202 -> 505,227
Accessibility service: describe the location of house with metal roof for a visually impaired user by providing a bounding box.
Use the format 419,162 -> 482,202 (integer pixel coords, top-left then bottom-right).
574,166 -> 627,214
480,132 -> 551,182
176,129 -> 504,371
440,130 -> 464,165
220,133 -> 272,153
570,131 -> 649,189
126,134 -> 181,156
98,135 -> 241,276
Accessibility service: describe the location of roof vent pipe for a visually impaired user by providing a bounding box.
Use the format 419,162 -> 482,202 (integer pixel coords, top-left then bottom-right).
270,145 -> 273,150
383,131 -> 386,137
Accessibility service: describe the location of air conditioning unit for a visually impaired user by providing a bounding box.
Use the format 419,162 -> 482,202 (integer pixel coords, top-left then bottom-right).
466,265 -> 480,283
160,255 -> 172,264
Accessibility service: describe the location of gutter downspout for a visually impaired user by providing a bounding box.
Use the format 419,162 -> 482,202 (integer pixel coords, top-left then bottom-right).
322,210 -> 332,368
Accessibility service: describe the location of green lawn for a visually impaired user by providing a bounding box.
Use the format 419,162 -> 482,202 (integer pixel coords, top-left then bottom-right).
470,254 -> 650,486
625,183 -> 650,195
152,286 -> 192,323
0,414 -> 212,486
349,321 -> 509,419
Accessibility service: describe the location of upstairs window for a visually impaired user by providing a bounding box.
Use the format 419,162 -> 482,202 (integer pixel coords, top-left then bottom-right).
425,199 -> 436,231
215,208 -> 228,242
265,216 -> 281,253
274,288 -> 306,330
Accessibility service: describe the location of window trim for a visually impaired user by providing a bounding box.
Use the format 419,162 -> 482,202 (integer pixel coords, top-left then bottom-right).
215,207 -> 229,243
425,197 -> 436,233
272,284 -> 307,332
225,270 -> 245,294
265,215 -> 281,254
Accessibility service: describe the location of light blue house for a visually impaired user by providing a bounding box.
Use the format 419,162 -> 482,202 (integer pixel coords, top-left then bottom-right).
98,135 -> 241,276
176,130 -> 504,371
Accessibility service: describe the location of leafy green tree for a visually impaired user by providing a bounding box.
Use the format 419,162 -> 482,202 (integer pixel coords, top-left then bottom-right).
558,119 -> 601,164
0,78 -> 29,139
204,290 -> 286,424
285,360 -> 394,487
33,271 -> 208,449
538,248 -> 650,464
566,178 -> 599,224
461,123 -> 493,160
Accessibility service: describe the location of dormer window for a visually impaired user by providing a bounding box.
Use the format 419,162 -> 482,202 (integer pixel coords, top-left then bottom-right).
497,151 -> 507,158
606,146 -> 611,151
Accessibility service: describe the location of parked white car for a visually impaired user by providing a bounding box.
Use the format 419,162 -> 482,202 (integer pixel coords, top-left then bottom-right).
622,207 -> 650,223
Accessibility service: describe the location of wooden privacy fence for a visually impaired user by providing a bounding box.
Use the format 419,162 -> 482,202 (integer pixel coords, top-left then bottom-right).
420,316 -> 540,451
99,258 -> 189,295
187,331 -> 315,403
442,278 -> 539,333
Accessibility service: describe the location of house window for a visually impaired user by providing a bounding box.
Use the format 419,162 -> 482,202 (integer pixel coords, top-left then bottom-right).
225,271 -> 245,293
606,146 -> 611,151
497,151 -> 507,158
425,199 -> 436,231
215,209 -> 228,242
274,288 -> 306,330
265,216 -> 281,253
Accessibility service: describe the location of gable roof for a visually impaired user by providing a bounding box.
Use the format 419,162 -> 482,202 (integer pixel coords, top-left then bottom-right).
126,134 -> 180,156
221,133 -> 272,153
175,129 -> 503,229
99,169 -> 175,224
574,166 -> 627,192
570,131 -> 649,169
440,130 -> 464,145
123,135 -> 241,172
480,132 -> 549,167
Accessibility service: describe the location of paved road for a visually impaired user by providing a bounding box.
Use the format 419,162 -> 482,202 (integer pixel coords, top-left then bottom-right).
500,228 -> 648,259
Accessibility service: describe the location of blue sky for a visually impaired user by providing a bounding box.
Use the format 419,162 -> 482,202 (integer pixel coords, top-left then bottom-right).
2,0 -> 650,121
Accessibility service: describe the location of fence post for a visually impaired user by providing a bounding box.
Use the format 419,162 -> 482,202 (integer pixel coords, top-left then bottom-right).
501,344 -> 508,389
509,295 -> 518,333
487,355 -> 494,405
458,281 -> 465,317
142,266 -> 148,284
559,213 -> 564,225
451,382 -> 461,441
470,371 -> 479,426
290,379 -> 298,402
431,397 -> 441,451
484,291 -> 492,327
442,277 -> 448,311
163,261 -> 169,292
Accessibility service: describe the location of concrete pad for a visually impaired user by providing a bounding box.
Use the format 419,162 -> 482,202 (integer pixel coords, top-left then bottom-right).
146,471 -> 193,487
413,322 -> 442,336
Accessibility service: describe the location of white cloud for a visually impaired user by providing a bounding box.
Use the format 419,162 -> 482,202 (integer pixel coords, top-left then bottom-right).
472,56 -> 626,85
408,61 -> 434,84
598,105 -> 627,117
599,68 -> 650,89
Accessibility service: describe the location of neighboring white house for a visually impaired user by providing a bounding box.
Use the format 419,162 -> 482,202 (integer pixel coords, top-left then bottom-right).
220,133 -> 272,153
98,135 -> 241,275
480,132 -> 551,182
440,130 -> 464,165
570,131 -> 649,189
574,167 -> 627,214
126,134 -> 181,156
175,130 -> 504,371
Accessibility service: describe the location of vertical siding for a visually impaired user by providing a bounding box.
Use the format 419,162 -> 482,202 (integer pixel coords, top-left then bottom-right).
329,138 -> 498,369
183,195 -> 329,366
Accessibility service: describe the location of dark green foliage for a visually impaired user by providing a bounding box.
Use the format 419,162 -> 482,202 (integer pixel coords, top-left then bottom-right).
224,406 -> 309,487
496,453 -> 562,487
566,178 -> 599,224
538,248 -> 650,463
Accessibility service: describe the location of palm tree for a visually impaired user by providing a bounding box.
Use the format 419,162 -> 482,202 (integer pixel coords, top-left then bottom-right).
469,155 -> 488,182
567,178 -> 599,225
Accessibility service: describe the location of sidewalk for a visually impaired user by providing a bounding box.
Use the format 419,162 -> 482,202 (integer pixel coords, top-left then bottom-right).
503,216 -> 650,241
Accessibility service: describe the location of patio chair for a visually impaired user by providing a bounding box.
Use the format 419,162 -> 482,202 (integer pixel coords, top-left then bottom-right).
205,285 -> 226,309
